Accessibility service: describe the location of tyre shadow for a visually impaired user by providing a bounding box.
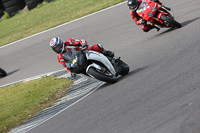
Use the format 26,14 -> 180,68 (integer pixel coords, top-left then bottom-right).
7,69 -> 19,76
181,17 -> 200,27
117,66 -> 148,82
98,66 -> 148,89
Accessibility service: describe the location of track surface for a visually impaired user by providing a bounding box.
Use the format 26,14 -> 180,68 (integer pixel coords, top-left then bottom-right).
1,0 -> 200,133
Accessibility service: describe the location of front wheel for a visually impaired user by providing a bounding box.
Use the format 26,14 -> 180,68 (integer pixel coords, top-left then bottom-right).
87,67 -> 117,83
160,14 -> 182,28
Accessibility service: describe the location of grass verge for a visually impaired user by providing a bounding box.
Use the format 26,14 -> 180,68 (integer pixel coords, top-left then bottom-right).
0,0 -> 126,47
0,76 -> 72,133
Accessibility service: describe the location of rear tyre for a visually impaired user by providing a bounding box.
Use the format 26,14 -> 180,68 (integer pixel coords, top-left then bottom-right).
160,14 -> 182,28
0,68 -> 7,77
87,67 -> 117,83
118,60 -> 129,75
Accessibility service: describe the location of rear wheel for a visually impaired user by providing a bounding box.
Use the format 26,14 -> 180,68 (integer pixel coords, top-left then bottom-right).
160,14 -> 182,28
87,67 -> 117,83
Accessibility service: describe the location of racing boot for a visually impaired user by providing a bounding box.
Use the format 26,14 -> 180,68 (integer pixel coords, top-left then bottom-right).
150,23 -> 160,32
143,24 -> 160,32
152,25 -> 160,32
97,44 -> 114,58
103,49 -> 114,58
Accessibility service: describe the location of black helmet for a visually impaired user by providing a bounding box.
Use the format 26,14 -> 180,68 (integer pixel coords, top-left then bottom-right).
127,0 -> 138,11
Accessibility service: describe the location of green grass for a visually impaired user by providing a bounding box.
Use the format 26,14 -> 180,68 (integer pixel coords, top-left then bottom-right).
0,0 -> 125,47
0,77 -> 72,133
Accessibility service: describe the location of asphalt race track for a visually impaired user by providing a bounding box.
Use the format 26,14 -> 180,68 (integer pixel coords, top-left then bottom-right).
1,0 -> 200,133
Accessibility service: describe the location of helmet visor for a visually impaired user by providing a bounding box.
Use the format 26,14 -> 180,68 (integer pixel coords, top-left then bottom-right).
129,3 -> 138,11
53,44 -> 62,53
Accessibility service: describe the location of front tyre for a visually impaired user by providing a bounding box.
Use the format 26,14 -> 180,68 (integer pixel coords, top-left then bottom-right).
160,14 -> 182,28
87,67 -> 117,83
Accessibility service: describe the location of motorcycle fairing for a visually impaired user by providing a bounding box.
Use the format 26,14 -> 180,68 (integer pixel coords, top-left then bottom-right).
136,0 -> 159,21
136,0 -> 174,25
85,51 -> 116,75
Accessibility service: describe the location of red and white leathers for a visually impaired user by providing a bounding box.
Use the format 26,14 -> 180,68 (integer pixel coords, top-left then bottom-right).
129,0 -> 162,32
57,38 -> 104,73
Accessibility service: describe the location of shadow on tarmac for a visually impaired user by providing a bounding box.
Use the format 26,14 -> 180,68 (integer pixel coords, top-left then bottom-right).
117,66 -> 148,82
7,69 -> 20,76
98,66 -> 148,89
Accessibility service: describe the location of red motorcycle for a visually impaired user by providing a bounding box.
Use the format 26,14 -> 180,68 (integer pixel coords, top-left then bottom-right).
136,0 -> 181,29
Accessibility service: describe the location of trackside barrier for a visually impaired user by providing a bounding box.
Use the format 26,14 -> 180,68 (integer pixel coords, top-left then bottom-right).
0,0 -> 53,17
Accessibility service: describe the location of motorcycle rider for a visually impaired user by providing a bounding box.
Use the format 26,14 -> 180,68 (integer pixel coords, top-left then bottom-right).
50,37 -> 114,77
127,0 -> 171,32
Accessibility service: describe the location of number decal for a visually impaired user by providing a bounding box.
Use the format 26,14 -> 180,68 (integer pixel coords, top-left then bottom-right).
137,9 -> 143,13
72,59 -> 76,64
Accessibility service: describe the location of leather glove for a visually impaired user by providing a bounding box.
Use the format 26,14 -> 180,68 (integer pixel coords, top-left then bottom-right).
81,39 -> 88,50
140,18 -> 147,24
71,73 -> 76,78
82,43 -> 88,50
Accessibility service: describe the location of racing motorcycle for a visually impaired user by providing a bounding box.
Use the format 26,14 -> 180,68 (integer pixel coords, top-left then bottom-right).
137,0 -> 181,29
63,48 -> 129,83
